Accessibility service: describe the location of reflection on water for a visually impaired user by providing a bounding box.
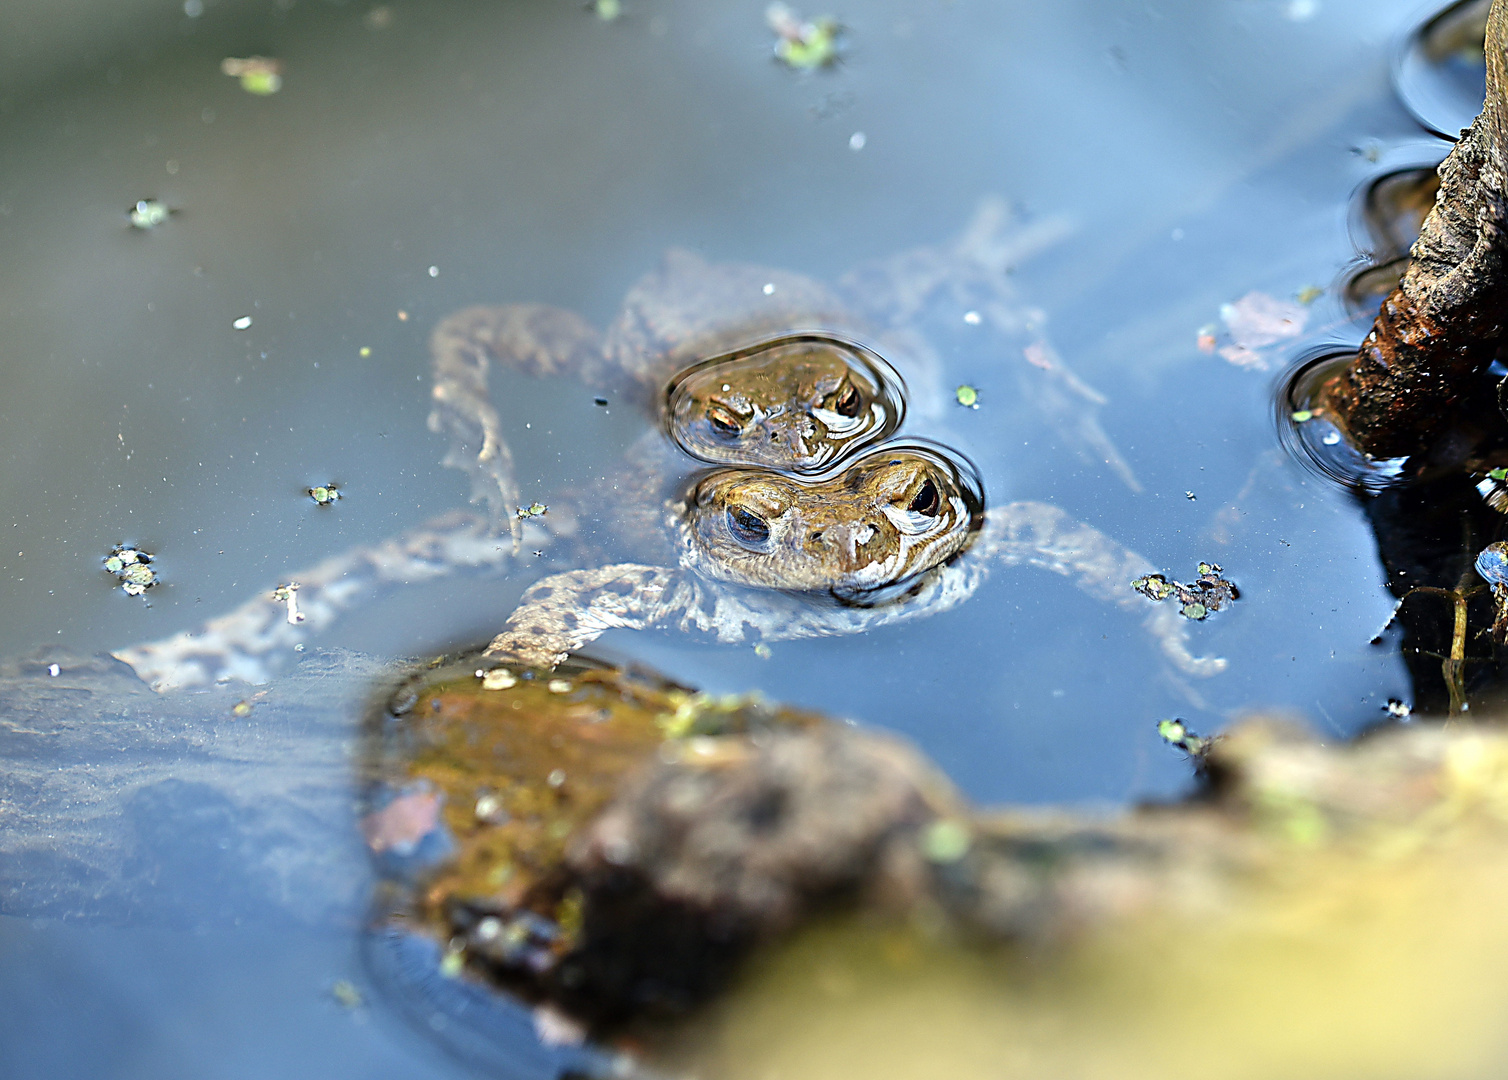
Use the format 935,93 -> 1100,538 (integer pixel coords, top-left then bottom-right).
0,0 -> 1457,1075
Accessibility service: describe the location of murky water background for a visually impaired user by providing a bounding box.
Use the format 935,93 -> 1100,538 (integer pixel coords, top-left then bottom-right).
0,0 -> 1464,1075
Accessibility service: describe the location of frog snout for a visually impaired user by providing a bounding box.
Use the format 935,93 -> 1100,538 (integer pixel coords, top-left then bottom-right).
756,414 -> 820,463
809,520 -> 878,572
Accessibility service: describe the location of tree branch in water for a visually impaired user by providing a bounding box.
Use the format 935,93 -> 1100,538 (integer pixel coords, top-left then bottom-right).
1317,0 -> 1508,459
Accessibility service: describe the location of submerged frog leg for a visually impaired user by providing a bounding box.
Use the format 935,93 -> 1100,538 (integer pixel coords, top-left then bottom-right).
113,509 -> 544,691
484,564 -> 694,670
837,197 -> 1140,491
979,502 -> 1227,677
429,304 -> 603,551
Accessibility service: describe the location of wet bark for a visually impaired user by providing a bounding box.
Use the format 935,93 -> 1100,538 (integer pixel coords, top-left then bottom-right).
1317,0 -> 1508,459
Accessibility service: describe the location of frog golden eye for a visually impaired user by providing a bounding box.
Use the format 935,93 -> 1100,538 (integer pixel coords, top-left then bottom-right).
706,404 -> 744,438
907,478 -> 941,517
831,380 -> 863,418
726,505 -> 771,547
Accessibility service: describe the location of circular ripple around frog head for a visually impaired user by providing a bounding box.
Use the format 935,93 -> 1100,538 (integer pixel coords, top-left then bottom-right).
1393,0 -> 1488,139
664,332 -> 907,474
1277,349 -> 1414,493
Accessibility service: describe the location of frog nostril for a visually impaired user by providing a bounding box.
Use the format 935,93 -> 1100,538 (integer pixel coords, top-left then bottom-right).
810,530 -> 824,543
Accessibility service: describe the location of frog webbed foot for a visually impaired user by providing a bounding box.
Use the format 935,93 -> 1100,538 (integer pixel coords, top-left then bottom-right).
429,304 -> 605,549
982,502 -> 1226,677
484,564 -> 689,670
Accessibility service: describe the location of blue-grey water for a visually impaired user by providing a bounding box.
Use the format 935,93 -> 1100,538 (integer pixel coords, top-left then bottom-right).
0,0 -> 1460,1076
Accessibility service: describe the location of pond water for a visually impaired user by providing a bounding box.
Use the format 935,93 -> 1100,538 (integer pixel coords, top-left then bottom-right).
0,0 -> 1470,1075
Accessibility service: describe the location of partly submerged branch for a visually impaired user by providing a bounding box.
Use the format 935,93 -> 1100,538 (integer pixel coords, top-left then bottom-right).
1317,0 -> 1508,459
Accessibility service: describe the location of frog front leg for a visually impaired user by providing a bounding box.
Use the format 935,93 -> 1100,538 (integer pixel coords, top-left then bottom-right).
484,564 -> 696,670
429,304 -> 603,551
981,502 -> 1227,677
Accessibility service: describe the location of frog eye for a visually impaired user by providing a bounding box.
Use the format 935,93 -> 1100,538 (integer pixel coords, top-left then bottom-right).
706,404 -> 745,438
830,380 -> 863,419
726,505 -> 771,547
906,478 -> 941,517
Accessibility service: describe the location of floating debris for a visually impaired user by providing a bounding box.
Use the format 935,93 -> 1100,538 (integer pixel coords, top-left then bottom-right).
766,3 -> 841,70
221,56 -> 283,95
478,668 -> 518,691
308,484 -> 341,506
361,788 -> 444,856
128,199 -> 170,230
515,502 -> 548,520
1384,699 -> 1413,721
232,700 -> 253,718
272,583 -> 305,625
1157,718 -> 1214,759
1291,409 -> 1315,423
1132,561 -> 1239,621
232,315 -> 252,331
330,980 -> 364,1009
955,385 -> 980,409
1296,285 -> 1325,305
1184,491 -> 1197,501
1207,291 -> 1309,372
104,546 -> 157,596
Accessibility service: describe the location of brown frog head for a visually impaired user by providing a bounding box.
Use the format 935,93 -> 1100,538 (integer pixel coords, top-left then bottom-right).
680,442 -> 985,600
664,334 -> 906,474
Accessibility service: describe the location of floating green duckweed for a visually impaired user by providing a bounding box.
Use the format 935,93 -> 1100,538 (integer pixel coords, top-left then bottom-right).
955,385 -> 979,409
104,546 -> 157,596
308,484 -> 340,506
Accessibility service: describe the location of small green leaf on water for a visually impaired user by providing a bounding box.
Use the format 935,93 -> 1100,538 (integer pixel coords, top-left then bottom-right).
1489,468 -> 1508,482
104,557 -> 123,574
1296,285 -> 1324,305
221,57 -> 283,95
955,385 -> 979,408
331,980 -> 363,1008
1290,409 -> 1313,423
1180,601 -> 1208,620
128,200 -> 169,229
1157,719 -> 1187,744
232,700 -> 253,718
922,819 -> 971,863
767,3 -> 841,70
595,0 -> 621,19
